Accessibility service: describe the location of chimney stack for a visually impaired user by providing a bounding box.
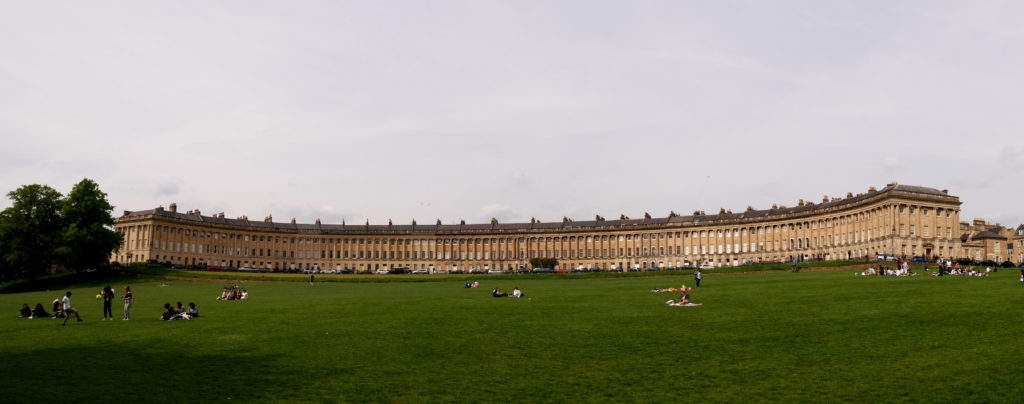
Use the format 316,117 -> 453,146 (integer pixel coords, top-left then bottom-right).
169,203 -> 177,213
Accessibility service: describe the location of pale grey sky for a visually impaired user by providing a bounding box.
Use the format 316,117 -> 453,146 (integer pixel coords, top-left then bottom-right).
2,1 -> 1022,227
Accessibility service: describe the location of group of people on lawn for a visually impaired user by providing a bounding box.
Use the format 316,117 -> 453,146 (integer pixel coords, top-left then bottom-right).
860,266 -> 916,276
217,285 -> 249,300
161,301 -> 200,321
15,284 -> 206,324
18,286 -> 134,325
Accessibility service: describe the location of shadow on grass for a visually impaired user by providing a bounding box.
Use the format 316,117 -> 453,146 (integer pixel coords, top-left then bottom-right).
0,343 -> 279,403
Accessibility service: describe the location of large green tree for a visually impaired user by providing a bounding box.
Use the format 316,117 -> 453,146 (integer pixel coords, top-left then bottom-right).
58,178 -> 122,272
0,184 -> 64,280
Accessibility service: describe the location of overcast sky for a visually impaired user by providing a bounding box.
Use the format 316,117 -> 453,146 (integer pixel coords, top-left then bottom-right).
2,1 -> 1022,228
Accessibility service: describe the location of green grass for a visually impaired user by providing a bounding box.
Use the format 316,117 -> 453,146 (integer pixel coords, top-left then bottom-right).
113,260 -> 872,284
1,269 -> 1022,402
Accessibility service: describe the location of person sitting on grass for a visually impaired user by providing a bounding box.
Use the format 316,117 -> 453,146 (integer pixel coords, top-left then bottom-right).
472,281 -> 479,288
186,302 -> 200,318
52,299 -> 64,318
19,304 -> 31,318
240,289 -> 248,300
492,287 -> 508,298
32,303 -> 52,319
512,287 -> 523,298
464,282 -> 472,288
161,303 -> 180,321
217,288 -> 229,300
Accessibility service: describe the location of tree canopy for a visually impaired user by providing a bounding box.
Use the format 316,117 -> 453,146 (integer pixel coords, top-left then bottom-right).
58,179 -> 122,273
0,179 -> 122,280
529,257 -> 559,269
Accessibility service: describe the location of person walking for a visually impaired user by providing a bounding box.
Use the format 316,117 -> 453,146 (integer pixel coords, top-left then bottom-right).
122,286 -> 133,320
309,271 -> 315,286
101,285 -> 115,320
61,291 -> 83,325
694,269 -> 702,287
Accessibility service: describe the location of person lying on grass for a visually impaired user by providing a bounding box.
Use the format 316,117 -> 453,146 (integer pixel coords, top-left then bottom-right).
650,284 -> 693,293
492,287 -> 508,298
32,303 -> 52,318
666,292 -> 702,306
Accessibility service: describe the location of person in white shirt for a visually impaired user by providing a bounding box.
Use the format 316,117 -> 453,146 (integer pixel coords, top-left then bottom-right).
61,291 -> 83,325
512,287 -> 523,298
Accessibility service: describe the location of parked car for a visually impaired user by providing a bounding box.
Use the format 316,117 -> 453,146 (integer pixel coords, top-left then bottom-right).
375,268 -> 389,274
339,269 -> 354,274
450,269 -> 464,274
910,256 -> 928,263
976,260 -> 998,267
532,268 -> 555,274
412,268 -> 429,274
877,254 -> 897,261
390,268 -> 410,274
699,262 -> 715,269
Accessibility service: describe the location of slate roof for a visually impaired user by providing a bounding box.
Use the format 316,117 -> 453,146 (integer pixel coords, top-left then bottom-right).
119,184 -> 957,234
972,229 -> 1007,241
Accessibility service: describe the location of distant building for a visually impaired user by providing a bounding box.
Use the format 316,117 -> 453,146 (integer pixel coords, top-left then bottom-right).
112,183 -> 967,272
960,219 -> 1024,264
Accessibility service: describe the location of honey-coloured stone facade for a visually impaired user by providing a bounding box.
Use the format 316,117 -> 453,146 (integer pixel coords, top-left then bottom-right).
112,183 -> 965,272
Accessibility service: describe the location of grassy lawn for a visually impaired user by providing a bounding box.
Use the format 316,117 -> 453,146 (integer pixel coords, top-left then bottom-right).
1,269 -> 1022,402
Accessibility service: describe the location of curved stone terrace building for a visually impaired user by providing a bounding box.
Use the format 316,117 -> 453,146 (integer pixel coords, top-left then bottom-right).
112,183 -> 963,272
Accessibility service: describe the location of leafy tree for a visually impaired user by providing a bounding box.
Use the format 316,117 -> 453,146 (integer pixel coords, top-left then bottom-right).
0,184 -> 64,280
529,257 -> 559,269
58,178 -> 122,272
